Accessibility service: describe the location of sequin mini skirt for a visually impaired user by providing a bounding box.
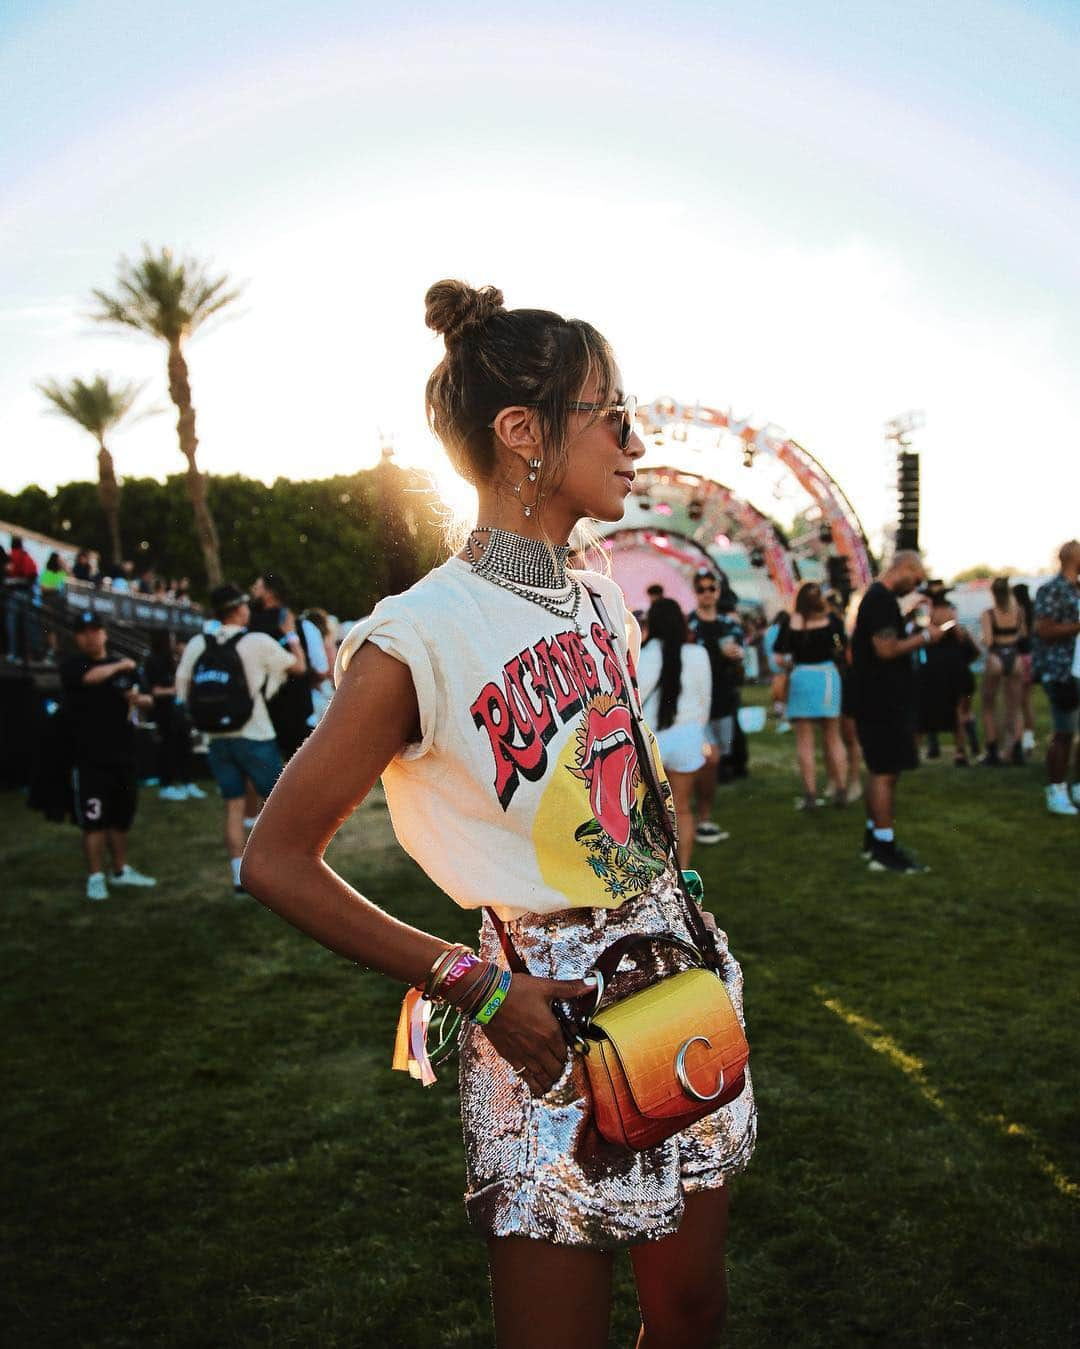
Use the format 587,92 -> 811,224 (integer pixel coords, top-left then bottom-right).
459,870 -> 757,1249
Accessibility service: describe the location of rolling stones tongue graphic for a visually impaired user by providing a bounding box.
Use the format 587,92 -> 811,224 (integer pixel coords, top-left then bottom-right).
571,694 -> 639,846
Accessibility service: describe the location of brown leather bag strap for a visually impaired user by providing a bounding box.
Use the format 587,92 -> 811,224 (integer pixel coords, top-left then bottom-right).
484,907 -> 530,973
583,585 -> 722,973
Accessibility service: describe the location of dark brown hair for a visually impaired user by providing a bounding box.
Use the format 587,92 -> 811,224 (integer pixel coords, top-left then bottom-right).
644,597 -> 689,731
990,576 -> 1012,606
423,280 -> 618,499
794,582 -> 825,619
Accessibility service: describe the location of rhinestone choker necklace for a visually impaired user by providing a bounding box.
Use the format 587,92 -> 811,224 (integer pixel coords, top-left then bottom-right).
468,526 -> 571,589
465,526 -> 581,629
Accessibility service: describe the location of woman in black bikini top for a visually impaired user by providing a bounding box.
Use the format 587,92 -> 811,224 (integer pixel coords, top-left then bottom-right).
980,576 -> 1027,764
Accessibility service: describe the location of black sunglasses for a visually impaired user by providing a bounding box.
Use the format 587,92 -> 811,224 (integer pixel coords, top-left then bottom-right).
695,581 -> 718,592
487,394 -> 639,450
566,395 -> 639,450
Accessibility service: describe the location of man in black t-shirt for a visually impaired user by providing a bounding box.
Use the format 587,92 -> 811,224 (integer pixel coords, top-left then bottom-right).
686,571 -> 744,844
850,551 -> 944,874
61,613 -> 157,901
249,571 -> 312,760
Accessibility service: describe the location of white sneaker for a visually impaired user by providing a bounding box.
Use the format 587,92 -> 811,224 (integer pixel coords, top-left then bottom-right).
694,822 -> 730,844
243,816 -> 258,829
1021,730 -> 1036,752
86,873 -> 108,901
184,782 -> 208,800
777,720 -> 792,734
1045,785 -> 1079,817
1071,784 -> 1080,807
159,785 -> 187,801
111,864 -> 157,887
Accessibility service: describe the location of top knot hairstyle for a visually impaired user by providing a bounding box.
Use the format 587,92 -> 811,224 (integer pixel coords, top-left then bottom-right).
424,278 -> 618,493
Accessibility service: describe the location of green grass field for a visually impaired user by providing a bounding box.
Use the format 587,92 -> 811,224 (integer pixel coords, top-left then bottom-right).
2,696 -> 1077,1348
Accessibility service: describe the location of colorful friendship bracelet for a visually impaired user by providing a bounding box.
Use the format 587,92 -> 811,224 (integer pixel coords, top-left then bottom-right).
472,968 -> 513,1025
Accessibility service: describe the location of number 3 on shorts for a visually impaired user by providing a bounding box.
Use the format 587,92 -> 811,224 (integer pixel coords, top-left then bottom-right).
84,797 -> 102,822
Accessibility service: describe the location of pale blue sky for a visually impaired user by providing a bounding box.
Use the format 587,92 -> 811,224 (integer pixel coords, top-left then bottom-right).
2,0 -> 1078,575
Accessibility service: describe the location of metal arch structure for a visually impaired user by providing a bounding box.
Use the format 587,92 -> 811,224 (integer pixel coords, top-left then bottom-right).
640,398 -> 874,594
591,467 -> 799,607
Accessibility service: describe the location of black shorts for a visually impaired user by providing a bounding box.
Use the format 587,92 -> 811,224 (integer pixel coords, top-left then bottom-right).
72,761 -> 138,832
855,718 -> 918,776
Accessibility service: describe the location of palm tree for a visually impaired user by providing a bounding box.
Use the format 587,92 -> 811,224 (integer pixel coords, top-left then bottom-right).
36,374 -> 149,565
90,246 -> 243,587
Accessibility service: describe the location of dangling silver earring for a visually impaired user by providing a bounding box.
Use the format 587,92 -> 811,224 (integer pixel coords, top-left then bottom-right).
514,458 -> 542,518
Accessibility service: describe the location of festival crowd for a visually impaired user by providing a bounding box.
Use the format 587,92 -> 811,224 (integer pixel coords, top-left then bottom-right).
20,533 -> 1080,898
636,539 -> 1080,876
39,569 -> 341,900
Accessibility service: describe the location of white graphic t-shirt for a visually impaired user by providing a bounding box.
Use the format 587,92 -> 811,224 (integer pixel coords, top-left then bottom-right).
335,558 -> 673,920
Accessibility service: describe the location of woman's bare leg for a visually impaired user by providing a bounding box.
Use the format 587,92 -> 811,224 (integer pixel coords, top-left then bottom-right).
667,769 -> 696,870
841,714 -> 863,799
631,1187 -> 730,1348
822,718 -> 848,795
488,1237 -> 613,1349
793,720 -> 816,797
1021,669 -> 1035,736
981,657 -> 1002,748
1003,668 -> 1024,755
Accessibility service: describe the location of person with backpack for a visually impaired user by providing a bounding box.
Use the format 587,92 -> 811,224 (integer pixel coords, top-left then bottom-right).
176,583 -> 304,892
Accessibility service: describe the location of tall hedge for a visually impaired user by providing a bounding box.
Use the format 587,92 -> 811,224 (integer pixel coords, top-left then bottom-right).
0,462 -> 448,620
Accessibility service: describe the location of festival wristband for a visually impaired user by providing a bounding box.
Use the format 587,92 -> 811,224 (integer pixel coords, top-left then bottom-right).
422,943 -> 467,999
472,969 -> 513,1025
429,949 -> 481,1002
457,963 -> 501,1018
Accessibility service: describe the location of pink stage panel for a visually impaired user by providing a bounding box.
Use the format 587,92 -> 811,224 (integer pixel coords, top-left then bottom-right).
607,548 -> 697,615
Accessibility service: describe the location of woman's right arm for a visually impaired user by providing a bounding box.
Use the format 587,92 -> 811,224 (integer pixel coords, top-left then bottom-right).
241,641 -> 592,1094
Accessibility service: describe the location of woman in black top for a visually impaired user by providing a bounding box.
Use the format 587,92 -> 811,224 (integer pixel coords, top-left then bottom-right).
774,582 -> 849,808
1012,582 -> 1037,753
979,576 -> 1027,765
917,588 -> 978,765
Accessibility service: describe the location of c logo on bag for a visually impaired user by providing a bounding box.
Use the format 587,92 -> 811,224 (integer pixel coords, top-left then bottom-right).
674,1035 -> 726,1102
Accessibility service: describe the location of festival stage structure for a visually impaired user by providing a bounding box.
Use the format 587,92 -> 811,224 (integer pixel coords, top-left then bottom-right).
586,397 -> 873,615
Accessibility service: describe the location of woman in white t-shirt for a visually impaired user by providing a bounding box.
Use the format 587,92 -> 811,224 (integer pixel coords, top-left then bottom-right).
242,281 -> 755,1348
638,597 -> 714,868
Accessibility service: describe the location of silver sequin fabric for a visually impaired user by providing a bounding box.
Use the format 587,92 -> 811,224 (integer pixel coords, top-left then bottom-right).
459,870 -> 757,1248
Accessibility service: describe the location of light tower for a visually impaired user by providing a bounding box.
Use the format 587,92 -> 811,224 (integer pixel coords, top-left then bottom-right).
885,411 -> 925,553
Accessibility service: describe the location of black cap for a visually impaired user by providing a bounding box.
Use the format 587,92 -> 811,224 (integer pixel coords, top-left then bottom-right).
922,579 -> 952,601
211,583 -> 249,618
73,610 -> 105,631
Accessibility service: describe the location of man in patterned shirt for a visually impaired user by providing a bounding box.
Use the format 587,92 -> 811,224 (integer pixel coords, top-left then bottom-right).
1032,540 -> 1080,816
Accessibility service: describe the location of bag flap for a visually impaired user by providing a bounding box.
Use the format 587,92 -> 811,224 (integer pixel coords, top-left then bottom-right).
592,969 -> 749,1119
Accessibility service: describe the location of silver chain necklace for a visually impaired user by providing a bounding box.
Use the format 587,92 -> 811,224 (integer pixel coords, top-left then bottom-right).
466,526 -> 583,629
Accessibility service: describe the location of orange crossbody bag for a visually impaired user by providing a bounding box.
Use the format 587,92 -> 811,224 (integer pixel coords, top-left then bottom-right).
486,589 -> 749,1151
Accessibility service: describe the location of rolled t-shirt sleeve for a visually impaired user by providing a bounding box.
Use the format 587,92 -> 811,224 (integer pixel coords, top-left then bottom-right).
334,606 -> 437,759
